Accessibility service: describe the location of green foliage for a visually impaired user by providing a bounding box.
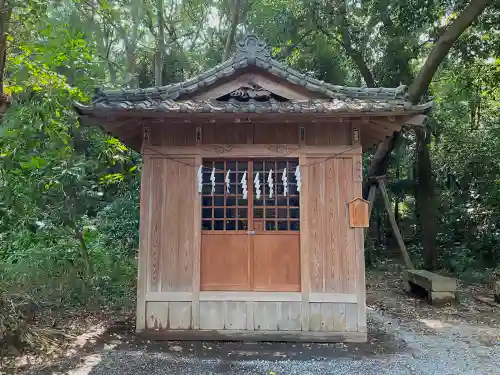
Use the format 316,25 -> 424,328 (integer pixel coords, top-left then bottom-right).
0,0 -> 498,356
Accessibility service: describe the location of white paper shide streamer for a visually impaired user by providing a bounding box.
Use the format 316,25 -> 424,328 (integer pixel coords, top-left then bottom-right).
210,167 -> 216,196
241,171 -> 248,200
254,172 -> 261,200
197,166 -> 203,194
267,169 -> 274,198
225,169 -> 231,194
295,165 -> 301,192
282,168 -> 288,196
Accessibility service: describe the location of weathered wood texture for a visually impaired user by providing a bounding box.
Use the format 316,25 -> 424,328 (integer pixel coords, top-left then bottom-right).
200,234 -> 250,290
403,269 -> 457,305
403,269 -> 457,292
252,234 -> 301,291
146,157 -> 196,293
145,299 -> 360,335
348,198 -> 370,228
148,122 -> 353,147
306,157 -> 358,294
139,329 -> 367,343
140,145 -> 366,339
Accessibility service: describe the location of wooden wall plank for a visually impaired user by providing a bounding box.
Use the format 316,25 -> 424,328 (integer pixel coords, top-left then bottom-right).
308,303 -> 321,331
178,160 -> 195,291
309,293 -> 357,303
202,123 -> 250,144
305,123 -> 350,145
325,159 -> 340,293
332,303 -> 346,332
162,123 -> 197,146
308,303 -> 351,332
146,292 -> 193,301
146,158 -> 196,294
199,302 -> 224,329
199,291 -> 301,301
320,303 -> 335,331
246,301 -> 255,331
337,159 -> 350,293
146,302 -> 169,330
309,160 -> 324,292
148,158 -> 164,292
254,302 -> 279,330
345,303 -> 358,332
169,302 -> 192,329
253,123 -> 299,144
161,159 -> 178,292
299,154 -> 310,331
224,302 -> 247,330
144,145 -> 361,158
278,302 -> 302,331
344,159 -> 357,294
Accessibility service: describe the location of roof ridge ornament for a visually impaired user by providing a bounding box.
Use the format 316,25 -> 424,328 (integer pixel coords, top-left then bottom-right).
235,35 -> 271,60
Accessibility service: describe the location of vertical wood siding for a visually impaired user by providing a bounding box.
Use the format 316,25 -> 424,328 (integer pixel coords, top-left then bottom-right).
140,146 -> 366,338
306,157 -> 358,294
147,157 -> 196,294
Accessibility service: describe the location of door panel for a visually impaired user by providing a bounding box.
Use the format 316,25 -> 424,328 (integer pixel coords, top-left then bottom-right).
200,158 -> 300,292
200,234 -> 250,290
253,234 -> 300,291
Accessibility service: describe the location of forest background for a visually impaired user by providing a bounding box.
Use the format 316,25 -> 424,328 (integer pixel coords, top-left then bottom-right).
0,0 -> 498,355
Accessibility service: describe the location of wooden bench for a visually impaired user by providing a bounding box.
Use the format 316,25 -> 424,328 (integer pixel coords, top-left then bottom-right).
403,269 -> 457,305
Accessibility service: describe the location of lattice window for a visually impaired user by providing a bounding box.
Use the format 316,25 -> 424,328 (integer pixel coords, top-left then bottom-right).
253,159 -> 300,232
201,159 -> 300,232
201,160 -> 249,231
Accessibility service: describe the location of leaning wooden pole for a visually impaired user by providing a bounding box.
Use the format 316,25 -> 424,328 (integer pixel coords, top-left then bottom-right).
377,178 -> 414,269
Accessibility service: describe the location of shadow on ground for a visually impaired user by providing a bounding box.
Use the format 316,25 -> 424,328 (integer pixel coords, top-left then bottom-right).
22,316 -> 406,375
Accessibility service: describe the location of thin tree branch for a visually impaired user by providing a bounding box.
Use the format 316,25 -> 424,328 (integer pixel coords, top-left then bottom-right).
278,29 -> 315,60
408,0 -> 494,103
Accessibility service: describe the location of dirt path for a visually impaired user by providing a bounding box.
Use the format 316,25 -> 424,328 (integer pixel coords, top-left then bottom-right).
8,263 -> 500,375
17,308 -> 500,375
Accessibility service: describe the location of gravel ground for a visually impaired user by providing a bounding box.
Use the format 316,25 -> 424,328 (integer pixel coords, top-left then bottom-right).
26,308 -> 500,375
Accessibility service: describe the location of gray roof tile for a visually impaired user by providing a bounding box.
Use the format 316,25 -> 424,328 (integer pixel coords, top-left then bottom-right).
75,98 -> 433,114
80,35 -> 432,115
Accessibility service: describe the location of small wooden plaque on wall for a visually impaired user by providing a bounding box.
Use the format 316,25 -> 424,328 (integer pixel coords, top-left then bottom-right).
348,197 -> 370,228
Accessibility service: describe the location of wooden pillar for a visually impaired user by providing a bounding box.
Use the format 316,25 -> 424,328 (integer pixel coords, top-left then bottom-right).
136,154 -> 151,331
352,152 -> 366,333
191,154 -> 202,329
299,153 -> 310,330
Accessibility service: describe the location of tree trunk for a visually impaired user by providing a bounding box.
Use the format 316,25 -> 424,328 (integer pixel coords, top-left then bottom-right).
363,0 -> 493,265
394,158 -> 400,225
0,0 -> 12,95
154,0 -> 165,86
222,0 -> 241,61
366,0 -> 494,182
335,0 -> 376,88
75,228 -> 93,278
407,0 -> 494,102
0,0 -> 12,118
415,128 -> 438,269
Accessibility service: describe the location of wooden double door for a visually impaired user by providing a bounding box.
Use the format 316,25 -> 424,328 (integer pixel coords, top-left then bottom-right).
200,159 -> 301,292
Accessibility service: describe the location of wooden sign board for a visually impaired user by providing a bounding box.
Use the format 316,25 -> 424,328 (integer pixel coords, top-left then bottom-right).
348,197 -> 370,228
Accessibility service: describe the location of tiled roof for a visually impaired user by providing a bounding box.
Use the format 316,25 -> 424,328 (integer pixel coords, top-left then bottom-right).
75,98 -> 433,114
93,36 -> 410,101
76,35 -> 432,115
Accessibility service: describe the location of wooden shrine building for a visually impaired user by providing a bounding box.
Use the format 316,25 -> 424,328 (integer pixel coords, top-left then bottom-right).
75,35 -> 432,342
